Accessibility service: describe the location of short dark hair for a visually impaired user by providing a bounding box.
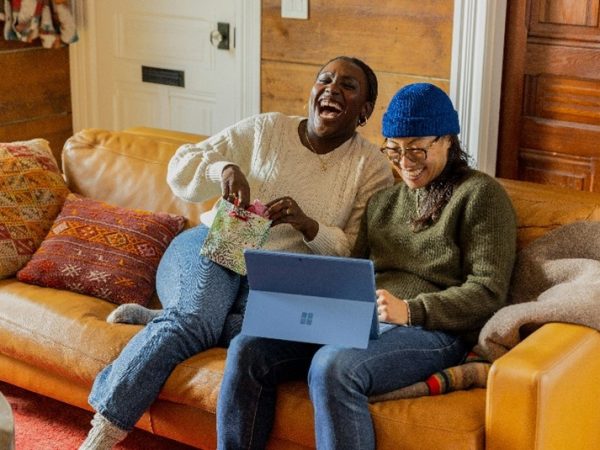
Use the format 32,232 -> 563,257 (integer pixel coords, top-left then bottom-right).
319,56 -> 378,107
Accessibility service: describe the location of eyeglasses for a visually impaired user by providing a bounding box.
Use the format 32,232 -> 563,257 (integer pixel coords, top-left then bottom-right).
380,136 -> 440,165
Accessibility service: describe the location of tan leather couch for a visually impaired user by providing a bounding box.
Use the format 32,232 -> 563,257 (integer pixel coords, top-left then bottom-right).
1,127 -> 599,450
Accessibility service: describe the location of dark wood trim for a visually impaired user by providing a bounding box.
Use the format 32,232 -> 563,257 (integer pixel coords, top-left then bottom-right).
496,0 -> 529,178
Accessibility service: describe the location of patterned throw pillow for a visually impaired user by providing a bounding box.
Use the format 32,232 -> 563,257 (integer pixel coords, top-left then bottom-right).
17,194 -> 186,305
0,139 -> 70,278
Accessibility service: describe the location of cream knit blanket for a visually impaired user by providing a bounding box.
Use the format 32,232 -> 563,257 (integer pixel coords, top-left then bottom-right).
476,221 -> 600,361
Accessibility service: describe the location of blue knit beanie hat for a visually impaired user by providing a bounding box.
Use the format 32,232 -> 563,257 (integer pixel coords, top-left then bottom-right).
382,83 -> 460,138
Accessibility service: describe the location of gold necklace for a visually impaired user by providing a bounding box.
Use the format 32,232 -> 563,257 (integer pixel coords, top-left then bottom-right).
304,122 -> 332,172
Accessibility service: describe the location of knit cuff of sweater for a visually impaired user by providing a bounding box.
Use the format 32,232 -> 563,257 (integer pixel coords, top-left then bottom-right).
303,223 -> 342,255
406,300 -> 425,326
206,160 -> 238,183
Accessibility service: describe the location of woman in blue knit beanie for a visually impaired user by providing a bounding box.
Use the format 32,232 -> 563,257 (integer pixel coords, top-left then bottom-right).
305,82 -> 517,448
217,83 -> 518,450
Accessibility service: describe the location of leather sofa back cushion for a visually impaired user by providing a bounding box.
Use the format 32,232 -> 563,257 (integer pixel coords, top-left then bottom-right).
62,129 -> 214,227
16,194 -> 185,305
0,139 -> 70,278
499,179 -> 600,249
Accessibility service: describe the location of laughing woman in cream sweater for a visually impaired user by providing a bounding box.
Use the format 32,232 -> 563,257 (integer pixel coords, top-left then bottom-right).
79,56 -> 393,449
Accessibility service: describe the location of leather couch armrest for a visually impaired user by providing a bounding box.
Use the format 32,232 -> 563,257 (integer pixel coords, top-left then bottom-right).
486,322 -> 600,450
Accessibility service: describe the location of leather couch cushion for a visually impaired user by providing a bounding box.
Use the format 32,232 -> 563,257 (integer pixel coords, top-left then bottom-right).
0,278 -> 224,411
267,382 -> 486,450
499,179 -> 600,249
62,129 -> 214,226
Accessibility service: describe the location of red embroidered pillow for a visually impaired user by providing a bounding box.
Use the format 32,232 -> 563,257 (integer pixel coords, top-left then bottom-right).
0,139 -> 70,278
17,194 -> 186,305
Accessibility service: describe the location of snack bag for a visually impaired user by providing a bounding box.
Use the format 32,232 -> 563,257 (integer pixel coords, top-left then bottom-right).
200,199 -> 271,275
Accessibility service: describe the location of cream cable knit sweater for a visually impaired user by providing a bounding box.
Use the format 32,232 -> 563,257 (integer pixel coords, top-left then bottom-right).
167,112 -> 394,256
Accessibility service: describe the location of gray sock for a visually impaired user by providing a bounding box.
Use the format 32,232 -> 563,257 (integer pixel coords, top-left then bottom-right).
106,303 -> 163,325
79,412 -> 128,450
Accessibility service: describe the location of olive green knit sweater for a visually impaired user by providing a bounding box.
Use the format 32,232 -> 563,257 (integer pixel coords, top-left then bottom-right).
352,170 -> 517,346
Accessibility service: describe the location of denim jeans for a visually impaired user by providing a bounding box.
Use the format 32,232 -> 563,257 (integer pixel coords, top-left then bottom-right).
89,224 -> 248,431
217,326 -> 468,450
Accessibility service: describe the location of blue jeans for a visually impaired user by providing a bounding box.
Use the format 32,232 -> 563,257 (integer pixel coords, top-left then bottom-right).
89,224 -> 248,431
217,326 -> 468,450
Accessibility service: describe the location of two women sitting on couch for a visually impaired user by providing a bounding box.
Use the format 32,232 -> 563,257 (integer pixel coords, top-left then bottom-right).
80,57 -> 517,449
216,83 -> 517,449
79,56 -> 394,449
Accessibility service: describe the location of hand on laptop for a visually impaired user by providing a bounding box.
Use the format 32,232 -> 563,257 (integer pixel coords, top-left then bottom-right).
376,289 -> 409,325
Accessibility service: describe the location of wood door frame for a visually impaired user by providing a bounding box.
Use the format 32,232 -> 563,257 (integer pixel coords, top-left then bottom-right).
496,0 -> 528,179
69,0 -> 261,132
450,0 -> 508,176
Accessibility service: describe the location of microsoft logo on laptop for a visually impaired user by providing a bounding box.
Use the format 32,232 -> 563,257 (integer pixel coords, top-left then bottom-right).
300,312 -> 314,325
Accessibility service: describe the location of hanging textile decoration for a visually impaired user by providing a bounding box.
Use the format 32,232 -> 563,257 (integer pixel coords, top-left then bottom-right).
0,0 -> 78,48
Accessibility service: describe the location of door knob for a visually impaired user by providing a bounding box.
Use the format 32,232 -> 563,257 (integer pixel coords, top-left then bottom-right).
210,22 -> 230,50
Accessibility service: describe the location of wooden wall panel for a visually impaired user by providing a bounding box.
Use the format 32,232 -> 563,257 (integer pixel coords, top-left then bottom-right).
522,117 -> 600,158
530,0 -> 600,41
262,0 -> 454,77
0,39 -> 72,166
526,44 -> 600,79
261,60 -> 449,145
523,75 -> 600,125
538,0 -> 598,26
261,0 -> 454,143
0,115 -> 72,164
519,149 -> 594,191
261,61 -> 315,119
0,39 -> 33,50
498,0 -> 600,193
1,48 -> 71,122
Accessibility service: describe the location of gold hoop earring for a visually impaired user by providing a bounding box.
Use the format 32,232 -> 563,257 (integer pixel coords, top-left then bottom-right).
358,116 -> 368,127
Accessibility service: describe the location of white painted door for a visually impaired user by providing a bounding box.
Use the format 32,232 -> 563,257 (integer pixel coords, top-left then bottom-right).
70,0 -> 260,136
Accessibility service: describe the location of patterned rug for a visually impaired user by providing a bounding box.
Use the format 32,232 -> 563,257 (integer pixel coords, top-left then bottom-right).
0,381 -> 196,450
